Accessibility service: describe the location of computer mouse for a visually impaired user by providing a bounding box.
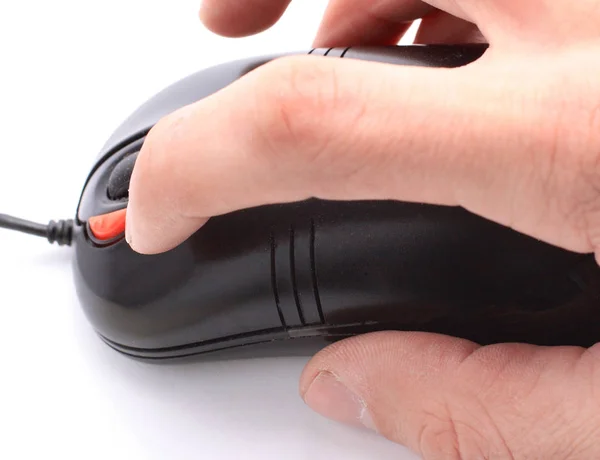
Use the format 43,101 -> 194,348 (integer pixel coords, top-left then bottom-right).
70,45 -> 600,359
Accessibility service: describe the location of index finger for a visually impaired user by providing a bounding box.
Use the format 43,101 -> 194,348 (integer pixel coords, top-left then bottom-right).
125,53 -> 595,258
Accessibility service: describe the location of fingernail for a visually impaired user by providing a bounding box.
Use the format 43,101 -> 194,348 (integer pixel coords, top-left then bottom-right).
303,372 -> 376,431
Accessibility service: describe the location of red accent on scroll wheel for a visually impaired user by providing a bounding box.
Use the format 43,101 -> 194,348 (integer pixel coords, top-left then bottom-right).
88,208 -> 127,240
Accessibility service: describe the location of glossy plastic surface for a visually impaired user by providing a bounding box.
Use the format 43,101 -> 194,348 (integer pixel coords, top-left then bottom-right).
73,45 -> 600,359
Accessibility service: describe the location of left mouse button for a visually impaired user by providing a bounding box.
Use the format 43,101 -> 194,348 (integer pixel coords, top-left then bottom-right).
88,208 -> 127,240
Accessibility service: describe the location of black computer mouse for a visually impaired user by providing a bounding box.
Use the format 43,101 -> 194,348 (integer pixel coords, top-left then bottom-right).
70,45 -> 600,360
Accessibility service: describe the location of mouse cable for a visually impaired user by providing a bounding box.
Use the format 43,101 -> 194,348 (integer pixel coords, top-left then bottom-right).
0,213 -> 74,246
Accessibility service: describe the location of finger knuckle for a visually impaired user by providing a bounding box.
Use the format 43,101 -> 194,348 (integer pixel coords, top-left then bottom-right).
533,73 -> 600,253
409,345 -> 519,459
417,400 -> 511,460
252,56 -> 361,167
573,101 -> 600,250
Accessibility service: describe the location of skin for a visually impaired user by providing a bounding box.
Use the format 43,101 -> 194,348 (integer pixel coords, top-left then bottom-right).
125,1 -> 600,458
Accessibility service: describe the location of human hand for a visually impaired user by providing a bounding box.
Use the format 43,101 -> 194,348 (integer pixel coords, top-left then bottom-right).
126,1 -> 600,457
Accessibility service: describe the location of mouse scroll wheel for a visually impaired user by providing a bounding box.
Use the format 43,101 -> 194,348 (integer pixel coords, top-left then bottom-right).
107,151 -> 139,200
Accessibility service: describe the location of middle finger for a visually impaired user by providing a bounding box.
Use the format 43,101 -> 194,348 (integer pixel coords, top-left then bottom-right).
313,0 -> 473,47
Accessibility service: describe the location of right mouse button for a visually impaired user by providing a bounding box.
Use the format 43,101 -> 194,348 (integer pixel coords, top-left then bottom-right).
107,151 -> 139,200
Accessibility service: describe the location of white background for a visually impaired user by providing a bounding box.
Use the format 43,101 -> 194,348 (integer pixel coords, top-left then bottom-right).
0,2 -> 419,459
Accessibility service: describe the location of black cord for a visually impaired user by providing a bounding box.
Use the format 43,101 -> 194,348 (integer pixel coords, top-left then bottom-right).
0,214 -> 74,246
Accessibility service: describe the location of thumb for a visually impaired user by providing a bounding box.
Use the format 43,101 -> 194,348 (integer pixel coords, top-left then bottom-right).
299,332 -> 600,459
